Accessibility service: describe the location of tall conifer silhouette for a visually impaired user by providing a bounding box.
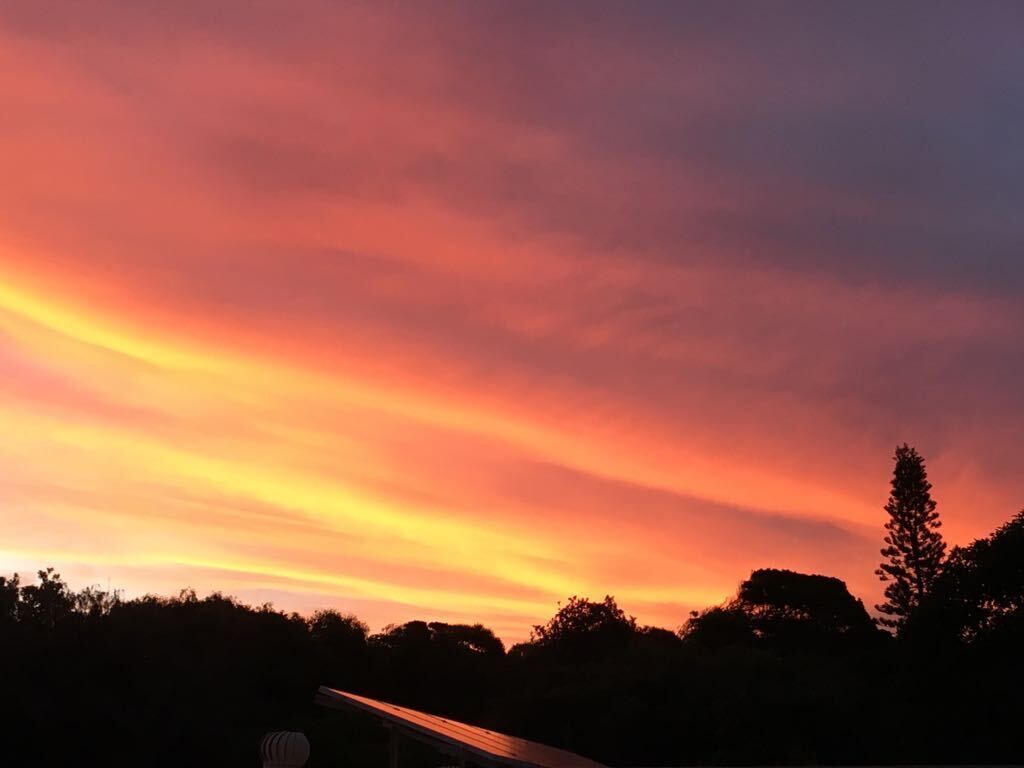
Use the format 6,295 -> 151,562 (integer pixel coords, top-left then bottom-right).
876,444 -> 946,629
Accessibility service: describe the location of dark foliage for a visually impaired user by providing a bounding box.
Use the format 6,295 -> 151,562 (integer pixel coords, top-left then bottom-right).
365,620 -> 505,720
735,568 -> 882,646
2,509 -> 1021,765
515,595 -> 637,662
907,509 -> 1024,646
681,605 -> 755,651
682,569 -> 881,653
876,444 -> 946,628
309,609 -> 370,692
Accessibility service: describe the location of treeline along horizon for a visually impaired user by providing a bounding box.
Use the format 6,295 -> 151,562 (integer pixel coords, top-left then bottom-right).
2,445 -> 1022,767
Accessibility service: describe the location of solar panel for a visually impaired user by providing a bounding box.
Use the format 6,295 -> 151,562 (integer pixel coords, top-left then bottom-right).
315,687 -> 607,768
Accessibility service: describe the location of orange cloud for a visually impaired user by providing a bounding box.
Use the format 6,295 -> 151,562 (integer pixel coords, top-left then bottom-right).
1,3 -> 1022,642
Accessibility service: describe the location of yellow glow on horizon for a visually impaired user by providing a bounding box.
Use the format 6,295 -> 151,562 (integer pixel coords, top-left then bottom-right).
0,263 -> 875,531
0,261 -> 891,638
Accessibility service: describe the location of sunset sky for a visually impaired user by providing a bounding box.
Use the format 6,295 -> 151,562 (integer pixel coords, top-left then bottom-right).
1,2 -> 1022,642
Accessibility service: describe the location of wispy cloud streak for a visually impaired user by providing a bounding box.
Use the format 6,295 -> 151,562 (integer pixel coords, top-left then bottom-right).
1,1 -> 1021,640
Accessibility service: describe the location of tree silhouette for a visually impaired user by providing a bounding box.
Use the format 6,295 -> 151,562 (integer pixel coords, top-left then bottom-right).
876,444 -> 946,629
681,570 -> 879,651
309,609 -> 370,690
680,605 -> 754,650
0,572 -> 20,624
19,568 -> 75,628
74,584 -> 121,617
527,595 -> 636,660
735,568 -> 879,644
909,509 -> 1024,644
366,620 -> 506,720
